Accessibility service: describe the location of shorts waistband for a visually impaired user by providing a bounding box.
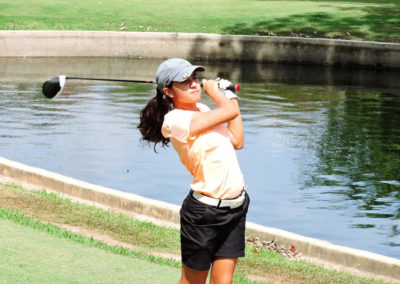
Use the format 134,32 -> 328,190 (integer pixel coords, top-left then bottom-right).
190,189 -> 246,209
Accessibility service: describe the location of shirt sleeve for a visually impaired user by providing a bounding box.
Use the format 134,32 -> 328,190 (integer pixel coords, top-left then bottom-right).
161,109 -> 193,143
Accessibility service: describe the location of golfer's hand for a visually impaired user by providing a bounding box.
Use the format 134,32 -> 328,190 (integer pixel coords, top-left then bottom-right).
219,79 -> 238,100
202,79 -> 221,98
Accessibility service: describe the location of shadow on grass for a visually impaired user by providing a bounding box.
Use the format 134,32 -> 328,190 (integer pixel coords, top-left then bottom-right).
221,5 -> 400,43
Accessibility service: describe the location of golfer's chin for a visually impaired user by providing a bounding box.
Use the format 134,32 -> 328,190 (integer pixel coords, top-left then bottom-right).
187,93 -> 200,103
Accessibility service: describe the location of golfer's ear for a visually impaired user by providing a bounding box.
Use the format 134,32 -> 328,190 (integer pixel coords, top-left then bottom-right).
163,87 -> 174,98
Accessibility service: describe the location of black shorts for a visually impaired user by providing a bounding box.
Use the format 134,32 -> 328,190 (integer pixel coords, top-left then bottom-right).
180,190 -> 250,271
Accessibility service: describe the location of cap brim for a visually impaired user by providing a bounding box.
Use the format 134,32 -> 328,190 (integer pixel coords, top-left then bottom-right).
172,65 -> 205,82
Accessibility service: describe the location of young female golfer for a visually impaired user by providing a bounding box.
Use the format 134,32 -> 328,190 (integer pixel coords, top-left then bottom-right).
138,58 -> 249,284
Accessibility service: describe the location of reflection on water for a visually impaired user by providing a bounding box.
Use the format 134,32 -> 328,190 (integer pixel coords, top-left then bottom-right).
0,59 -> 399,258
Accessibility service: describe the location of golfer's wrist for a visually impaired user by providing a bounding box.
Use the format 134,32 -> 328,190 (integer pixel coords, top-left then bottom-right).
219,89 -> 238,100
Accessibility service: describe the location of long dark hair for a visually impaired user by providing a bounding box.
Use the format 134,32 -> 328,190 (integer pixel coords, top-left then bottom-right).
138,88 -> 173,151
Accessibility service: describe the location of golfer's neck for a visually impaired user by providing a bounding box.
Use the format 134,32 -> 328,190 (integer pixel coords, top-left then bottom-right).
173,102 -> 198,111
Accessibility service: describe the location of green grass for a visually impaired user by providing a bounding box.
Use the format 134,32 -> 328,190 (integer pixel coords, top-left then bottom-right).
0,216 -> 180,283
0,0 -> 399,42
0,182 -> 394,284
0,209 -> 261,284
0,183 -> 181,255
239,247 -> 392,284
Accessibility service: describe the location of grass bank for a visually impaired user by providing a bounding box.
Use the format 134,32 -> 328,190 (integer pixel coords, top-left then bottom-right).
0,182 -> 393,284
0,0 -> 399,43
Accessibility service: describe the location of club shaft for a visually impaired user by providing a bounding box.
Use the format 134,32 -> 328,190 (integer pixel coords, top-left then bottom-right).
67,76 -> 155,84
66,76 -> 239,91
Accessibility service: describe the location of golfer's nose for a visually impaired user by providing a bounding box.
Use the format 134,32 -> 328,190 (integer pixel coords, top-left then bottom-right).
190,78 -> 199,88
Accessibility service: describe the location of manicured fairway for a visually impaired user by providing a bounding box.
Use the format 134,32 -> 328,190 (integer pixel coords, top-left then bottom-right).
0,183 -> 390,284
0,0 -> 399,42
0,218 -> 180,283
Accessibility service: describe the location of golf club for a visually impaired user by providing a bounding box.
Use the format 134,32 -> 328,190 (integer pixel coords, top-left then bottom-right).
42,75 -> 240,99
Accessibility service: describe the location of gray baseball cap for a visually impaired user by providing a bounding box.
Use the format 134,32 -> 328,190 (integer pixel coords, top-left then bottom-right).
156,58 -> 205,94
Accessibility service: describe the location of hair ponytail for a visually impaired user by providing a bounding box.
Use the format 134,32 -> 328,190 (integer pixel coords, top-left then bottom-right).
138,89 -> 173,151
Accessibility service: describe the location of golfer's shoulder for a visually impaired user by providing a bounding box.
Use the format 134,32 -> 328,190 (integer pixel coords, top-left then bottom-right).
164,108 -> 190,121
163,103 -> 209,129
162,109 -> 193,138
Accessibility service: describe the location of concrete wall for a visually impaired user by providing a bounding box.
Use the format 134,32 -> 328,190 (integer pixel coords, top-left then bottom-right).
1,157 -> 399,282
1,31 -> 400,70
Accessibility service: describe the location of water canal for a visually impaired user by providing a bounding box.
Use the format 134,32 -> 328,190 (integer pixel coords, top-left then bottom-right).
1,58 -> 399,258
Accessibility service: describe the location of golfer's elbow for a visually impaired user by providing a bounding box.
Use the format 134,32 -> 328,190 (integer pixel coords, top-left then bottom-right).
234,141 -> 244,150
230,134 -> 244,150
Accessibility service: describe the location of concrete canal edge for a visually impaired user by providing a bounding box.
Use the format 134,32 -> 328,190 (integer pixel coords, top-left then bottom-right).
0,157 -> 399,282
1,30 -> 400,70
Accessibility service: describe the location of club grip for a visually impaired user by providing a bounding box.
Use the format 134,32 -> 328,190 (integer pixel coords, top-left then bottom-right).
200,82 -> 241,92
226,83 -> 241,92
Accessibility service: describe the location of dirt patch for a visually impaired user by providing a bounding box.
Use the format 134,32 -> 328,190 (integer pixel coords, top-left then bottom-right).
52,222 -> 181,262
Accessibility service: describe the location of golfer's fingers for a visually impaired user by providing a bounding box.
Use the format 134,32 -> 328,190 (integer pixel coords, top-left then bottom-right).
202,79 -> 219,95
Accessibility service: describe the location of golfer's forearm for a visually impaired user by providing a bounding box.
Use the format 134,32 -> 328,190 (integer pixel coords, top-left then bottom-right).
190,101 -> 238,136
208,90 -> 240,120
228,100 -> 244,149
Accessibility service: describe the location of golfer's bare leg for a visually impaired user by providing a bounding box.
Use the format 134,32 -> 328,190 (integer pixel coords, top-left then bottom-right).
210,257 -> 238,284
178,263 -> 209,284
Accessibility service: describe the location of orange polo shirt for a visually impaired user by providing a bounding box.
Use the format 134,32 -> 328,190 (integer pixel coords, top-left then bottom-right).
161,103 -> 244,199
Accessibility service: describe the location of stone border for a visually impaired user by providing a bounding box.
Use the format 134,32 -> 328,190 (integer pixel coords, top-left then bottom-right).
1,31 -> 400,70
0,156 -> 399,282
